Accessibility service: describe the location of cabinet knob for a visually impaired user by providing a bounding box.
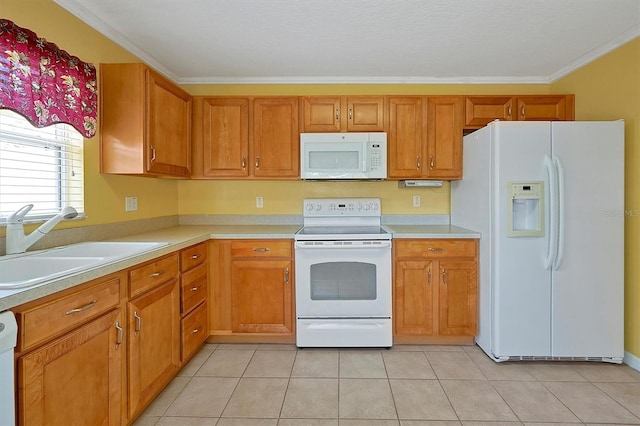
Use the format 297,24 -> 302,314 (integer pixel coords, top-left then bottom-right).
191,254 -> 201,260
241,156 -> 246,169
255,156 -> 260,169
521,105 -> 526,119
442,268 -> 447,285
429,156 -> 435,169
416,156 -> 421,170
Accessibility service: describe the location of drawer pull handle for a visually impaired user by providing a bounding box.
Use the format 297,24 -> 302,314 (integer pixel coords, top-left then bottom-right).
190,254 -> 201,260
115,321 -> 123,349
253,247 -> 270,252
285,267 -> 289,285
65,300 -> 97,315
149,269 -> 166,278
134,311 -> 142,335
427,269 -> 431,285
190,285 -> 201,292
427,247 -> 445,252
442,268 -> 447,285
191,325 -> 202,334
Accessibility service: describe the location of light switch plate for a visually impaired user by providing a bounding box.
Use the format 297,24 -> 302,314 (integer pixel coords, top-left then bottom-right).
256,196 -> 264,208
412,195 -> 421,207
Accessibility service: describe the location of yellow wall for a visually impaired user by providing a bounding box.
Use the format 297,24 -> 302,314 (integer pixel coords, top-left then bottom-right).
552,37 -> 640,360
5,1 -> 640,360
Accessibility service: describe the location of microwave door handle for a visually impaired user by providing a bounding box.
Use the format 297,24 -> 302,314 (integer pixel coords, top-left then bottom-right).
361,144 -> 368,172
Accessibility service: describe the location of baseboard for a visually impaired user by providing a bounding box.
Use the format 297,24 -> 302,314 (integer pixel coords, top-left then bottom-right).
624,350 -> 640,372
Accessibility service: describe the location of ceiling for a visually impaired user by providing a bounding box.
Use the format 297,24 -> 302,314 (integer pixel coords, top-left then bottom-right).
54,0 -> 640,85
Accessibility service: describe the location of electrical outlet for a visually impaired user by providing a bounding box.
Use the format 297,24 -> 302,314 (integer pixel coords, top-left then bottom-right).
412,195 -> 421,208
256,196 -> 264,208
125,196 -> 138,212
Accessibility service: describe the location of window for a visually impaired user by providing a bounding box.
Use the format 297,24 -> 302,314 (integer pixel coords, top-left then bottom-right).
0,109 -> 84,223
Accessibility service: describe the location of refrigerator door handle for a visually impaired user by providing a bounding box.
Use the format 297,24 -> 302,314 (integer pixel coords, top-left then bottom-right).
544,155 -> 558,270
553,155 -> 566,270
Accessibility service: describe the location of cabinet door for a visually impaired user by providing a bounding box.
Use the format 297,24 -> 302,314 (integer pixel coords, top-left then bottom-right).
252,98 -> 299,178
426,96 -> 463,179
231,259 -> 293,333
438,260 -> 477,336
387,96 -> 425,178
347,96 -> 385,132
146,69 -> 192,177
394,260 -> 434,335
464,96 -> 514,128
127,279 -> 180,418
201,97 -> 249,177
18,309 -> 123,426
516,95 -> 571,121
300,96 -> 342,132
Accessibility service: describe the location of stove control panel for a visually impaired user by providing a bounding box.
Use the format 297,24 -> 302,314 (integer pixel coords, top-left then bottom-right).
303,198 -> 381,217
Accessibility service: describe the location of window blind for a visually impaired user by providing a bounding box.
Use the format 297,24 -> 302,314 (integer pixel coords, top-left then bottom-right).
0,109 -> 84,222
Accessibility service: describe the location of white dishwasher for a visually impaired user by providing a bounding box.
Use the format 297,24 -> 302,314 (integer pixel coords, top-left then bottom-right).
0,311 -> 17,426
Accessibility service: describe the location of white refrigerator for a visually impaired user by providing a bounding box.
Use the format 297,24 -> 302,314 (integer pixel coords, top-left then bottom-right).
451,120 -> 624,362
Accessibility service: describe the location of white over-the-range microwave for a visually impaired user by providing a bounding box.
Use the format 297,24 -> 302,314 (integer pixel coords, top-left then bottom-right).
300,132 -> 387,180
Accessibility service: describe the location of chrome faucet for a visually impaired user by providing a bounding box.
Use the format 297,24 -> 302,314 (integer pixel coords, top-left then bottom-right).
5,204 -> 79,255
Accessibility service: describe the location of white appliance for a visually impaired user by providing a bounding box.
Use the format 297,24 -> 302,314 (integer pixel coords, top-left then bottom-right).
451,120 -> 624,362
300,132 -> 387,180
295,198 -> 392,347
0,311 -> 17,426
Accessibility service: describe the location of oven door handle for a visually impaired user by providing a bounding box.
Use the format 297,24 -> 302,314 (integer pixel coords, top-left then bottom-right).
295,241 -> 392,249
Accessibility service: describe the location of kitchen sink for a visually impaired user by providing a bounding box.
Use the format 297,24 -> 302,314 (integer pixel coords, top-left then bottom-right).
0,241 -> 168,289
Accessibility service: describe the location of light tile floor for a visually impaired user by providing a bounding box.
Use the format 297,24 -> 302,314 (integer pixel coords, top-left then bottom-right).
134,343 -> 640,426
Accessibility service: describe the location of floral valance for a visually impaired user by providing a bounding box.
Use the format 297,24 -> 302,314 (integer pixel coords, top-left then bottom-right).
0,19 -> 97,138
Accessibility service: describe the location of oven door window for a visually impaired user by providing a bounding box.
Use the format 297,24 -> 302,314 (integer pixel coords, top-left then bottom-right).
310,261 -> 376,300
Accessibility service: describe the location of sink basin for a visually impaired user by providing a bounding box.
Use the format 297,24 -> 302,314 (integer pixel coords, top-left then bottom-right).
0,241 -> 168,289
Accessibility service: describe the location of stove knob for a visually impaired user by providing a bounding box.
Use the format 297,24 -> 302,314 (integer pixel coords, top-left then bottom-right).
363,204 -> 371,211
356,203 -> 363,211
370,203 -> 379,211
315,204 -> 322,211
306,203 -> 314,211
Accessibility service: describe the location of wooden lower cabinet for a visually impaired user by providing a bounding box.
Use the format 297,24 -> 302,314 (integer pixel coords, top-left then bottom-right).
127,278 -> 180,419
14,272 -> 126,426
393,239 -> 478,344
17,309 -> 124,426
209,239 -> 295,343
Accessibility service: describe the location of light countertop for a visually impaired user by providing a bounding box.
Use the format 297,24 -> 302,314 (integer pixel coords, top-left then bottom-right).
1,222 -> 479,311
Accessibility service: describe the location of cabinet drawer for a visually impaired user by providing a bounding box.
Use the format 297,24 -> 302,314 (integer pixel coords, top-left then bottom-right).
181,263 -> 207,314
231,240 -> 291,258
181,243 -> 207,272
16,277 -> 121,352
395,239 -> 477,259
181,302 -> 208,361
129,254 -> 179,298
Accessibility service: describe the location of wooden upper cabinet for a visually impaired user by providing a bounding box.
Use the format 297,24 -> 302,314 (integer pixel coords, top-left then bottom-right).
300,96 -> 384,132
464,96 -> 514,127
386,96 -> 462,180
516,95 -> 575,121
387,96 -> 425,178
192,97 -> 249,178
253,97 -> 300,178
426,96 -> 463,179
464,95 -> 575,128
301,96 -> 342,132
100,63 -> 192,177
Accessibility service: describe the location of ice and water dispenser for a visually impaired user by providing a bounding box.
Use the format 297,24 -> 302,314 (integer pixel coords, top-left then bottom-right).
506,182 -> 544,237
